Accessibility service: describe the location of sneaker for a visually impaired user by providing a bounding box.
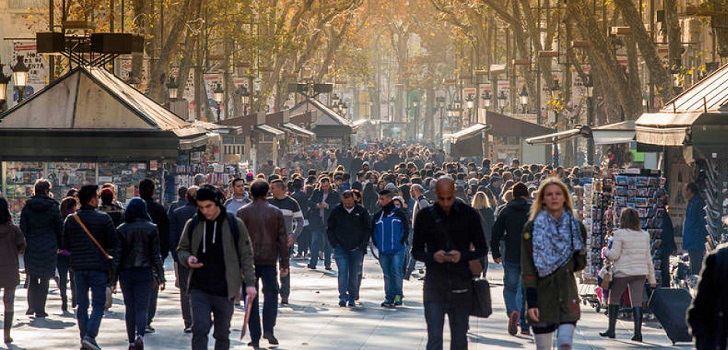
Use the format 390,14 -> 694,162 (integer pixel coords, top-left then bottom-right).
393,295 -> 403,306
307,264 -> 317,270
82,336 -> 101,350
247,341 -> 260,349
325,266 -> 332,271
263,333 -> 279,345
183,327 -> 192,334
380,300 -> 394,308
347,300 -> 356,307
35,311 -> 48,318
25,309 -> 34,316
280,298 -> 289,305
339,299 -> 347,307
508,310 -> 520,336
134,336 -> 144,350
520,328 -> 531,336
145,325 -> 155,334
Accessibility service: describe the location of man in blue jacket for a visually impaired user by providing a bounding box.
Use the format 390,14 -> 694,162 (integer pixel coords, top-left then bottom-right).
371,189 -> 410,307
682,182 -> 708,274
168,186 -> 198,333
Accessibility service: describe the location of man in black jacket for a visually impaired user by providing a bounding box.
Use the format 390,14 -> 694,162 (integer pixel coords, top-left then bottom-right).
139,178 -> 170,334
307,177 -> 340,270
327,190 -> 371,307
688,242 -> 728,350
491,182 -> 531,336
168,186 -> 198,333
413,177 -> 487,350
62,185 -> 118,350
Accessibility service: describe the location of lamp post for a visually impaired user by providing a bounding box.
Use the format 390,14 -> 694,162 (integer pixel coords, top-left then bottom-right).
585,74 -> 595,165
11,56 -> 29,103
213,83 -> 224,122
550,79 -> 561,167
237,85 -> 250,115
331,93 -> 340,113
465,94 -> 474,125
0,64 -> 10,113
339,101 -> 349,119
453,98 -> 462,132
497,91 -> 507,114
519,85 -> 529,113
436,96 -> 446,144
166,77 -> 179,101
481,91 -> 492,113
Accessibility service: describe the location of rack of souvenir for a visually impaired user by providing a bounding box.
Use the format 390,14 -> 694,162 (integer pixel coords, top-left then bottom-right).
611,169 -> 664,285
582,177 -> 614,281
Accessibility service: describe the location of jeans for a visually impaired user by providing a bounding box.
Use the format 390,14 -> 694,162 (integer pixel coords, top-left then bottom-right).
147,279 -> 159,326
249,265 -> 279,342
190,289 -> 234,350
424,302 -> 469,350
27,275 -> 50,315
297,227 -> 312,255
57,254 -> 74,309
660,252 -> 671,287
177,264 -> 192,328
333,246 -> 364,301
119,268 -> 153,343
309,228 -> 331,268
74,270 -> 108,340
379,250 -> 405,302
502,261 -> 528,329
688,249 -> 705,275
279,247 -> 293,301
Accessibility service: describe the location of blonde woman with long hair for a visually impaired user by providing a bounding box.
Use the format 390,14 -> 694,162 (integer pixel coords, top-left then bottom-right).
521,177 -> 587,350
472,191 -> 495,277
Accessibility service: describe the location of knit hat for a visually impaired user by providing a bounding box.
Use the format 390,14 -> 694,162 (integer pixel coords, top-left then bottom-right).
125,197 -> 151,222
384,183 -> 397,191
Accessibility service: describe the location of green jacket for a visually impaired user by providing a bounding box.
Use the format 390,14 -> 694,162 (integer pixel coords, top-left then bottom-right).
177,214 -> 256,299
521,219 -> 587,325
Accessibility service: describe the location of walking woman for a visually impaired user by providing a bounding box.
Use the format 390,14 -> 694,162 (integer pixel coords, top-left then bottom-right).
57,196 -> 78,312
600,207 -> 656,342
521,177 -> 587,350
115,198 -> 165,349
471,191 -> 495,277
0,196 -> 26,344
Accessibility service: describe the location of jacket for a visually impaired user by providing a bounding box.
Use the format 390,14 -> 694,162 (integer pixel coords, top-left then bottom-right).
412,201 -> 487,305
411,195 -> 430,229
144,198 -> 170,260
224,196 -> 251,215
236,199 -> 289,269
371,202 -> 410,253
98,203 -> 125,227
0,222 -> 26,288
521,219 -> 586,325
683,195 -> 708,250
606,228 -> 656,284
660,210 -> 677,255
62,205 -> 119,274
308,189 -> 340,229
327,203 -> 371,252
169,202 -> 198,262
491,198 -> 531,264
167,199 -> 187,217
177,213 -> 256,299
115,219 -> 165,283
688,243 -> 728,350
20,194 -> 62,277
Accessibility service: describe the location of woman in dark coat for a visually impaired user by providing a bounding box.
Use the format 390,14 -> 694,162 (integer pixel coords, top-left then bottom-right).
19,179 -> 62,318
57,196 -> 78,312
0,196 -> 27,343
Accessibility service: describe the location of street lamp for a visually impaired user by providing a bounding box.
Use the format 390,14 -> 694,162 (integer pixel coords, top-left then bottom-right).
237,85 -> 250,115
331,93 -> 340,113
436,96 -> 446,143
213,83 -> 224,122
519,85 -> 529,113
465,94 -> 474,125
411,98 -> 419,140
550,79 -> 561,167
166,76 -> 179,100
585,74 -> 595,165
497,91 -> 507,114
481,91 -> 492,110
0,64 -> 10,112
453,98 -> 462,132
339,101 -> 349,118
11,56 -> 29,103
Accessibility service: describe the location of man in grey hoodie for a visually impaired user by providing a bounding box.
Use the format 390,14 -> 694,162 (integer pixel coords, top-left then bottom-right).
224,178 -> 251,214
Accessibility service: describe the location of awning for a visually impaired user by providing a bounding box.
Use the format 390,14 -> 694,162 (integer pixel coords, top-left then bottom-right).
591,121 -> 635,145
525,128 -> 582,145
450,123 -> 489,142
635,125 -> 689,146
280,122 -> 315,138
255,124 -> 285,136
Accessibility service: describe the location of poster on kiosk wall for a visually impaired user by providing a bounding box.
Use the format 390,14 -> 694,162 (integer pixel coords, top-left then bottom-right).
10,41 -> 47,107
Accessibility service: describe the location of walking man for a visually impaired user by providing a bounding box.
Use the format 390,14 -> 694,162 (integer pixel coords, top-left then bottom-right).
412,177 -> 488,350
267,179 -> 304,305
406,184 -> 429,280
327,190 -> 371,307
139,178 -> 170,333
20,178 -> 62,318
491,182 -> 531,336
682,182 -> 708,274
62,185 -> 119,350
224,178 -> 251,214
237,180 -> 289,349
168,186 -> 198,333
308,177 -> 340,270
177,185 -> 257,350
372,189 -> 410,307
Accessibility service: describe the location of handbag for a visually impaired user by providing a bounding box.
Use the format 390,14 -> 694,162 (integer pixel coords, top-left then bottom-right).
470,278 -> 492,318
599,263 -> 613,289
570,218 -> 587,272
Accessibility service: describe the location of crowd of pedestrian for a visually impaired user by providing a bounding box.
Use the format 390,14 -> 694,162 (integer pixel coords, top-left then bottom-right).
0,141 -> 717,350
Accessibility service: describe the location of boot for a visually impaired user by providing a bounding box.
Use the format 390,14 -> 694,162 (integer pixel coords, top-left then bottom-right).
631,307 -> 643,342
599,305 -> 619,339
4,312 -> 13,344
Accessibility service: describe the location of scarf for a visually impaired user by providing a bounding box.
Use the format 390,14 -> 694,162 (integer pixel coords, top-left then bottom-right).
532,209 -> 584,277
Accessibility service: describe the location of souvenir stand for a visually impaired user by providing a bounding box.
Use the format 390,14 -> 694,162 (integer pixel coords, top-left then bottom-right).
0,66 -> 209,220
579,177 -> 614,312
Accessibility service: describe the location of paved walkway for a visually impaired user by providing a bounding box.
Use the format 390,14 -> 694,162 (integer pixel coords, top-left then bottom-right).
2,255 -> 694,349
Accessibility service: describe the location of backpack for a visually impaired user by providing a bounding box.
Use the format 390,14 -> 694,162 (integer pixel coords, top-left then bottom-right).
373,209 -> 406,254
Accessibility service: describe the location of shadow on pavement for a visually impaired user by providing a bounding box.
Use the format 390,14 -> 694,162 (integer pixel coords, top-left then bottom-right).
467,332 -> 525,347
25,317 -> 75,329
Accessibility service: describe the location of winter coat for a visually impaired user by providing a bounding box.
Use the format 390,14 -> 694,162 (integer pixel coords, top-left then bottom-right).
236,199 -> 289,269
0,222 -> 26,288
308,189 -> 340,230
491,198 -> 531,264
115,219 -> 165,283
606,228 -> 656,284
521,219 -> 586,325
98,203 -> 125,228
683,195 -> 708,250
62,205 -> 119,274
327,204 -> 371,252
371,202 -> 410,254
168,202 -> 198,262
144,198 -> 170,260
20,195 -> 62,277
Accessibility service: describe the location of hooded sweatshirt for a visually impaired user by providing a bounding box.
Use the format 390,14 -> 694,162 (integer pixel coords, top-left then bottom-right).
491,197 -> 531,264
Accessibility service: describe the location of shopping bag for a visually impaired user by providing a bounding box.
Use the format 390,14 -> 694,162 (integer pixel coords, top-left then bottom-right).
470,279 -> 492,318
